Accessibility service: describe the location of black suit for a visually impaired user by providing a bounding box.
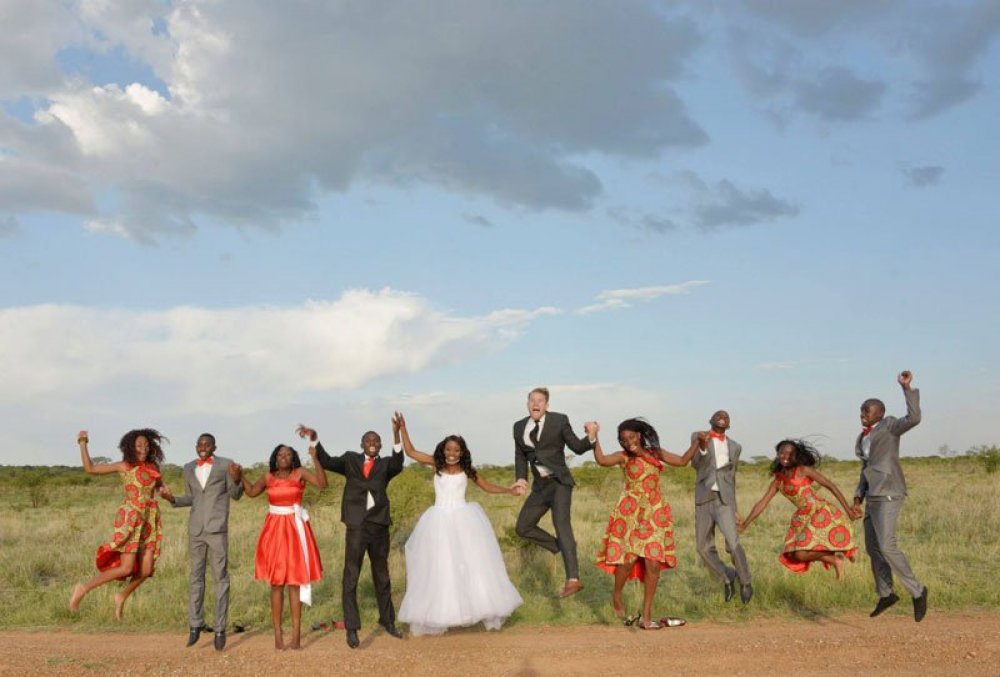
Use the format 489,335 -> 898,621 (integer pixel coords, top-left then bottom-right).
513,411 -> 593,580
315,443 -> 404,631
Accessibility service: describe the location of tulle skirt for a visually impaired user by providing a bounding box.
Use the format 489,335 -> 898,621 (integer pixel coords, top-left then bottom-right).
398,502 -> 523,635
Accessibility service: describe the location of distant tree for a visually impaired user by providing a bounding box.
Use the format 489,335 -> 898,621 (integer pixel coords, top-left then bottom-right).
91,456 -> 112,465
751,455 -> 770,465
966,445 -> 1000,474
15,469 -> 49,508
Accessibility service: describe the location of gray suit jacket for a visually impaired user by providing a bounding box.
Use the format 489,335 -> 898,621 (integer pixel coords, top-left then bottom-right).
514,411 -> 593,487
855,388 -> 921,500
172,456 -> 243,536
690,433 -> 742,507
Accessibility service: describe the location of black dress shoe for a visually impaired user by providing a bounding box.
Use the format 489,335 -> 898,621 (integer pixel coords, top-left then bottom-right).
870,592 -> 899,617
913,587 -> 928,622
213,631 -> 226,651
723,579 -> 735,603
382,623 -> 403,639
346,629 -> 360,649
740,583 -> 753,604
186,626 -> 202,647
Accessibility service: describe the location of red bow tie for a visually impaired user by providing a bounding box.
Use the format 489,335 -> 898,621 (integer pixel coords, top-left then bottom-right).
197,456 -> 214,467
861,426 -> 874,437
708,431 -> 727,442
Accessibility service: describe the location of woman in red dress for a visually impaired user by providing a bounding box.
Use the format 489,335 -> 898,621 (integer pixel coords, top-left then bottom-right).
739,439 -> 861,579
243,442 -> 327,650
593,418 -> 703,629
69,428 -> 167,620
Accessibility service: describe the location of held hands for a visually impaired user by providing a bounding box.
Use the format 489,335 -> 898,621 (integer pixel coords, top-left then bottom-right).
158,485 -> 175,503
584,421 -> 600,438
228,463 -> 243,482
898,370 -> 913,390
392,411 -> 406,435
296,424 -> 317,442
848,505 -> 863,520
695,431 -> 710,448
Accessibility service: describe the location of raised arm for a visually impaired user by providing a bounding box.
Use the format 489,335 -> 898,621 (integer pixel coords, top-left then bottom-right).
801,466 -> 861,520
298,424 -> 346,475
76,431 -> 126,476
298,446 -> 328,489
738,478 -> 779,532
659,432 -> 708,467
394,412 -> 435,467
561,415 -> 596,455
242,472 -> 268,498
888,371 -> 921,436
591,426 -> 625,468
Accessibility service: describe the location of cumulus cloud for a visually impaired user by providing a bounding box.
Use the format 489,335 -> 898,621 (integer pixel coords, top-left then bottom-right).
0,0 -> 708,240
793,67 -> 885,121
577,281 -> 708,315
899,164 -> 944,187
0,289 -> 559,415
676,172 -> 798,230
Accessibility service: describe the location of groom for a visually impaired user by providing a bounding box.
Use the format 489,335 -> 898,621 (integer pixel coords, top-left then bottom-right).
160,433 -> 243,651
513,387 -> 595,598
854,370 -> 928,622
303,424 -> 405,649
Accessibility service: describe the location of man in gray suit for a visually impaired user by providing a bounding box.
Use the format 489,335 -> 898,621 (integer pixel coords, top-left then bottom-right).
513,387 -> 596,598
853,370 -> 928,622
690,410 -> 752,603
160,433 -> 244,649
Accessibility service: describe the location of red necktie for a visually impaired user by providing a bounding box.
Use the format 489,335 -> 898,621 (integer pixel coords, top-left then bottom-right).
708,431 -> 726,442
862,426 -> 874,437
363,457 -> 375,479
197,456 -> 214,467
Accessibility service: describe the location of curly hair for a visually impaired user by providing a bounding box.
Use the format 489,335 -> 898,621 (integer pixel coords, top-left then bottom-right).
616,418 -> 660,455
268,445 -> 303,473
433,435 -> 477,480
119,428 -> 168,467
770,439 -> 822,475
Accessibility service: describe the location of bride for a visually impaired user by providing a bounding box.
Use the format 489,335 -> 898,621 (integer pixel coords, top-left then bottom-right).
393,412 -> 523,635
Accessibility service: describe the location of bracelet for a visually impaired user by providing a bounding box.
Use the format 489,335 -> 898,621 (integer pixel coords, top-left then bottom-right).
78,436 -> 89,444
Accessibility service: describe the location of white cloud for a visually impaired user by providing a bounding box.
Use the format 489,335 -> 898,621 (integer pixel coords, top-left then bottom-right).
0,289 -> 556,415
577,281 -> 708,315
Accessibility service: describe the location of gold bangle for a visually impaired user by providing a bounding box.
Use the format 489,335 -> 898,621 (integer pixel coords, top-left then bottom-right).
78,436 -> 89,444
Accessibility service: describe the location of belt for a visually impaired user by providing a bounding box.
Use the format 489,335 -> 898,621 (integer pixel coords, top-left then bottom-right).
267,504 -> 314,605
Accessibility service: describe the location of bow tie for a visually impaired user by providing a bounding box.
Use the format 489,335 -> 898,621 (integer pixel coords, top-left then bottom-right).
197,456 -> 214,467
861,426 -> 874,437
708,431 -> 727,442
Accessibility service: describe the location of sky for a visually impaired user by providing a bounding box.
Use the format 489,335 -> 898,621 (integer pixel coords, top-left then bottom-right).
1,0 -> 997,469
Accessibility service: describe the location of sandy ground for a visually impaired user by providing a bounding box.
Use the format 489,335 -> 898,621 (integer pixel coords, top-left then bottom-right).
2,612 -> 997,676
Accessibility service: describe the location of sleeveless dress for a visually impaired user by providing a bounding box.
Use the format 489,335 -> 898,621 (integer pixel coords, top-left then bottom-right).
398,471 -> 523,635
95,463 -> 163,579
596,451 -> 676,581
254,472 -> 323,587
775,467 -> 858,572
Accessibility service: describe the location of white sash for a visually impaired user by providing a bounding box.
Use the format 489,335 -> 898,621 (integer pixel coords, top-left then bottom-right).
268,503 -> 314,605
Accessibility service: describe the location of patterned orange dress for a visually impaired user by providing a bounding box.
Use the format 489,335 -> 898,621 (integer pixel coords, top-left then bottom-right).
775,466 -> 857,572
596,451 -> 676,581
95,463 -> 163,579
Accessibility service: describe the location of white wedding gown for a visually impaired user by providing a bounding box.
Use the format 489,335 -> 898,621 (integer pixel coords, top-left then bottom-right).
398,471 -> 523,635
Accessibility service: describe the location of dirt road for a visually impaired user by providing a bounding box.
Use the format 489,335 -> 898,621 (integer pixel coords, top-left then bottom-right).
2,612 -> 997,676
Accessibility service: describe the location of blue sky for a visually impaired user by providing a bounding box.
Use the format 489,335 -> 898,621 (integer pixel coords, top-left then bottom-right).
1,1 -> 997,468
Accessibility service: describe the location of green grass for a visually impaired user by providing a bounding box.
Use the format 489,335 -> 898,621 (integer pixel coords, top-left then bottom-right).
0,456 -> 996,631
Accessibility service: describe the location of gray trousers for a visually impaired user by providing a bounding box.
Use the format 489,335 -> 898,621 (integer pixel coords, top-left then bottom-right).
188,531 -> 230,631
864,498 -> 924,597
515,479 -> 579,580
695,493 -> 751,585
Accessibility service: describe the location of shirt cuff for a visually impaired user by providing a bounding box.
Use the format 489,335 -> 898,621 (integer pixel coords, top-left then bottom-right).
514,478 -> 528,488
309,437 -> 319,449
393,443 -> 402,452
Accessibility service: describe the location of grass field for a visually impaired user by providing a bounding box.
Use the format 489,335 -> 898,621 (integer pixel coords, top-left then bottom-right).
1,454 -> 997,631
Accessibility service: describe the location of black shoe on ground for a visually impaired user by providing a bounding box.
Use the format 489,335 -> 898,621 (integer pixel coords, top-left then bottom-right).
870,593 -> 900,618
724,579 -> 735,603
186,627 -> 202,647
913,587 -> 928,622
346,629 -> 360,649
740,583 -> 753,604
213,631 -> 226,651
382,622 -> 403,639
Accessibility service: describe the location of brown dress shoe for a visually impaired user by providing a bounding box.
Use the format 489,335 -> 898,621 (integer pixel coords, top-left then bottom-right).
559,580 -> 584,598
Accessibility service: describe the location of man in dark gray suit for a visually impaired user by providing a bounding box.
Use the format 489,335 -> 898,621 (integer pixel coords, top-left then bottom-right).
853,370 -> 928,622
160,433 -> 243,650
690,410 -> 752,604
512,387 -> 596,598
